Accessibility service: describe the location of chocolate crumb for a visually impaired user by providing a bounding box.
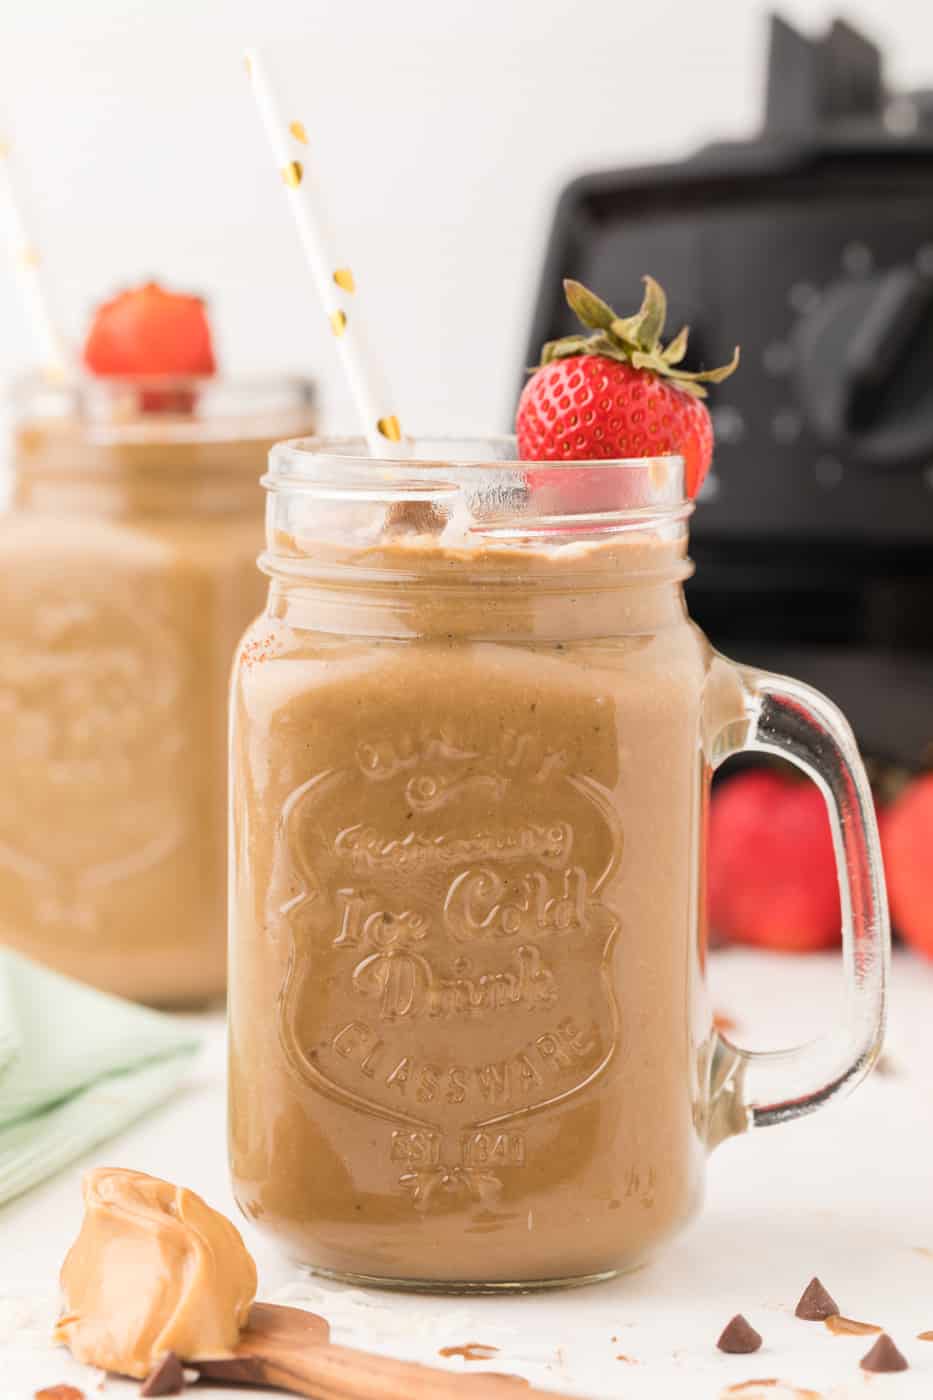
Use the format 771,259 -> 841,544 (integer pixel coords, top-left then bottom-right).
713,1010 -> 739,1033
721,1386 -> 821,1399
722,1388 -> 818,1400
721,1384 -> 778,1395
823,1313 -> 881,1337
35,1388 -> 85,1400
860,1333 -> 908,1373
140,1353 -> 185,1396
385,500 -> 446,534
718,1315 -> 763,1354
794,1277 -> 839,1321
439,1343 -> 499,1361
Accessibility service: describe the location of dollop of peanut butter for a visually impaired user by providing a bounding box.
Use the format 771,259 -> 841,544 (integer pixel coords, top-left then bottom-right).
54,1168 -> 257,1379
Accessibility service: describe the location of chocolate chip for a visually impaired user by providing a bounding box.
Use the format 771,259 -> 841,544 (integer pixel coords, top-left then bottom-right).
385,500 -> 446,534
438,1343 -> 499,1361
794,1276 -> 839,1320
717,1315 -> 763,1354
824,1313 -> 881,1337
860,1333 -> 909,1373
140,1353 -> 186,1397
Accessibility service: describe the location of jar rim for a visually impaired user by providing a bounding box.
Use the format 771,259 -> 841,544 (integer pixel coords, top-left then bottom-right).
263,435 -> 691,550
270,434 -> 685,485
10,371 -> 316,449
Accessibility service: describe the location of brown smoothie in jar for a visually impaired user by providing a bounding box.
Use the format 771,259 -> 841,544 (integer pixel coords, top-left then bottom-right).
0,384 -> 313,1005
229,517 -> 747,1284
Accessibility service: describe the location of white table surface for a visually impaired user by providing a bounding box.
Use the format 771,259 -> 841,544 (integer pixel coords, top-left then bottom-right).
2,946 -> 932,1400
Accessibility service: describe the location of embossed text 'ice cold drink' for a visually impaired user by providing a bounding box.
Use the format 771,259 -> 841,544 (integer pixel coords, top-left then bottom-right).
228,437 -> 887,1289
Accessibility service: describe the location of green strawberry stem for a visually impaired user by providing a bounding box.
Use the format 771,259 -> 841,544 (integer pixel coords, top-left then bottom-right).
540,276 -> 739,399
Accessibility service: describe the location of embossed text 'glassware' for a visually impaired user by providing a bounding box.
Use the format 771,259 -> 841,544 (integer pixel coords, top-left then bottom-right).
228,437 -> 887,1289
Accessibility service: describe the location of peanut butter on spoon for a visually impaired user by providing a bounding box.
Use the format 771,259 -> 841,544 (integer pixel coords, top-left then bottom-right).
55,1169 -> 575,1398
54,1168 -> 257,1379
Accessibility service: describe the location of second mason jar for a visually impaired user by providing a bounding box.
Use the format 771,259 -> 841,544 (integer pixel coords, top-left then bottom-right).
0,373 -> 314,1005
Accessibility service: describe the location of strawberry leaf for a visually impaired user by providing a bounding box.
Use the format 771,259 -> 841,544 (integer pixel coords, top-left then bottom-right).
668,345 -> 741,385
662,325 -> 689,366
630,349 -> 672,378
540,333 -> 595,364
534,276 -> 741,394
669,379 -> 707,399
563,280 -> 616,332
610,276 -> 667,353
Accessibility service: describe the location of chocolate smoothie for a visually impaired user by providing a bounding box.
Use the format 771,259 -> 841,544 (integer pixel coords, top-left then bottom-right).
0,376 -> 314,1005
228,439 -> 749,1286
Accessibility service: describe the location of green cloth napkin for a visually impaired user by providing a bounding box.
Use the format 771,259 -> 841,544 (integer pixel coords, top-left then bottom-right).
0,949 -> 200,1204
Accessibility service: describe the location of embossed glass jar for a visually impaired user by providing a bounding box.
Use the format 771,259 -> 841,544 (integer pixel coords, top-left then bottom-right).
0,373 -> 314,1005
229,436 -> 887,1290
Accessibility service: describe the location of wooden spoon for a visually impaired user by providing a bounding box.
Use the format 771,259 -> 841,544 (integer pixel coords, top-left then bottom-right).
196,1302 -> 576,1398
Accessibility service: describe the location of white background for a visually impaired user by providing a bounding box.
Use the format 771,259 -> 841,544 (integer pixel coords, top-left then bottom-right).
1,0 -> 931,436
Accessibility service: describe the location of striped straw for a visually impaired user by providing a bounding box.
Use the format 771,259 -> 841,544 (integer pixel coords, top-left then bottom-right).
0,137 -> 69,376
244,48 -> 406,458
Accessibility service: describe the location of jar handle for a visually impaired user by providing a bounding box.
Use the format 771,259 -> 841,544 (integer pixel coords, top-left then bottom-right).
708,664 -> 889,1143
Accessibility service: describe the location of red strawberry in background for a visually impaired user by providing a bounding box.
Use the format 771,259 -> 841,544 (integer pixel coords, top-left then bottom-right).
84,281 -> 215,377
881,774 -> 933,960
708,769 -> 841,953
516,277 -> 739,499
84,282 -> 215,412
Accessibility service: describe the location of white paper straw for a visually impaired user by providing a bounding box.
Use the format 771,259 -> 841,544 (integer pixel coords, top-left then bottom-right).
0,137 -> 69,376
244,48 -> 406,458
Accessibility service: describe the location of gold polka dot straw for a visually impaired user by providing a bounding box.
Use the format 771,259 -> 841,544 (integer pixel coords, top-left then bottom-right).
244,48 -> 406,458
0,138 -> 69,376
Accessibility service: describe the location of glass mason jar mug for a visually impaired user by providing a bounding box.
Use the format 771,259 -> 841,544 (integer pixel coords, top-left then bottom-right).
228,437 -> 888,1289
0,372 -> 315,1006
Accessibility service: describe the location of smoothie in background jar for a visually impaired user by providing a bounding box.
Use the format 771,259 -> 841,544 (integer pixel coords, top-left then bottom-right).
0,284 -> 315,1005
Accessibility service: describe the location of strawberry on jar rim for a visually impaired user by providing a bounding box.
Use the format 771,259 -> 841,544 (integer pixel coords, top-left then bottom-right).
516,277 -> 739,499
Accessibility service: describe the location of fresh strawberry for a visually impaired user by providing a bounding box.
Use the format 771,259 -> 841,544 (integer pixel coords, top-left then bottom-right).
707,769 -> 840,953
517,277 -> 738,499
880,774 -> 933,960
83,281 -> 216,378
